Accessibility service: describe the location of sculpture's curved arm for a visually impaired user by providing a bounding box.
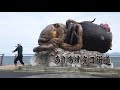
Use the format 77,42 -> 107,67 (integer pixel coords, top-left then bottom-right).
61,43 -> 82,51
78,18 -> 96,24
58,27 -> 66,41
38,38 -> 50,45
66,19 -> 79,24
66,19 -> 80,29
61,24 -> 83,51
91,18 -> 96,23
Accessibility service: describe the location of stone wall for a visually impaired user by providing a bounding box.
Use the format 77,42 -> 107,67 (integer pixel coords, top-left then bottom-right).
30,48 -> 113,68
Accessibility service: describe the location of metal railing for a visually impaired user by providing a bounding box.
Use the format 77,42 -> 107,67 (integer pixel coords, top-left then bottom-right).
14,54 -> 34,65
0,54 -> 33,66
0,54 -> 5,66
14,54 -> 33,58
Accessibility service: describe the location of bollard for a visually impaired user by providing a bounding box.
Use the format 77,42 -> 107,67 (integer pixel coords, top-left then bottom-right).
0,54 -> 4,66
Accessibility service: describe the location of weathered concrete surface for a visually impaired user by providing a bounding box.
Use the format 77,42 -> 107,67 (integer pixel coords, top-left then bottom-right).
13,65 -> 120,78
0,70 -> 101,78
30,48 -> 113,68
0,65 -> 23,70
15,65 -> 120,73
20,73 -> 101,78
0,65 -> 120,78
20,73 -> 120,78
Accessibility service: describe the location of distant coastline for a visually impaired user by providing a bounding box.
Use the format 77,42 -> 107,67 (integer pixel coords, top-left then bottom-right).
107,52 -> 120,56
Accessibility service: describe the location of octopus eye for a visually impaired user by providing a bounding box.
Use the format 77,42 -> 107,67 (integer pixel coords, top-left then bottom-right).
54,23 -> 60,28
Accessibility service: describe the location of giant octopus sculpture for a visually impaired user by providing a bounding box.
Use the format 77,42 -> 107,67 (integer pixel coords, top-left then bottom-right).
33,18 -> 112,53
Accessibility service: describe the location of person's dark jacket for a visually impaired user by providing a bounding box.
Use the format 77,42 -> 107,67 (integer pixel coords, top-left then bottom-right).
13,45 -> 23,56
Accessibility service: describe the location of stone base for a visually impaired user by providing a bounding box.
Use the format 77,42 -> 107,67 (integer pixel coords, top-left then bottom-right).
30,48 -> 114,68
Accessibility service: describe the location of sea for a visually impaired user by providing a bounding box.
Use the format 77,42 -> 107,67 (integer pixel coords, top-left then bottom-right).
1,55 -> 120,67
2,56 -> 32,66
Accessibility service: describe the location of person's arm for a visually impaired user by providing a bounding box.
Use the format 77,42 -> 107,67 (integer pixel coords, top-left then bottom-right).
13,47 -> 18,53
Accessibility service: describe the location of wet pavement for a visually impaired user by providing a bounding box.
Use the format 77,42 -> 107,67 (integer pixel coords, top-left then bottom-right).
0,71 -> 101,78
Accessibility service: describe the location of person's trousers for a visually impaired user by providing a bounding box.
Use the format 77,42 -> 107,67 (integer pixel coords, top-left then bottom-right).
14,55 -> 24,65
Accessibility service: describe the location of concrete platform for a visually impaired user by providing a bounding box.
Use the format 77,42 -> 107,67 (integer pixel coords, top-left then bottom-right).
0,65 -> 120,78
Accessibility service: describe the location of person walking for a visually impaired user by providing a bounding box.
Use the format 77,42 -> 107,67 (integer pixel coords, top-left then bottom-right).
12,43 -> 24,67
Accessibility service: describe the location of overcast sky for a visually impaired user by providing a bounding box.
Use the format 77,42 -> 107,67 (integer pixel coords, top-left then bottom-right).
0,12 -> 119,56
